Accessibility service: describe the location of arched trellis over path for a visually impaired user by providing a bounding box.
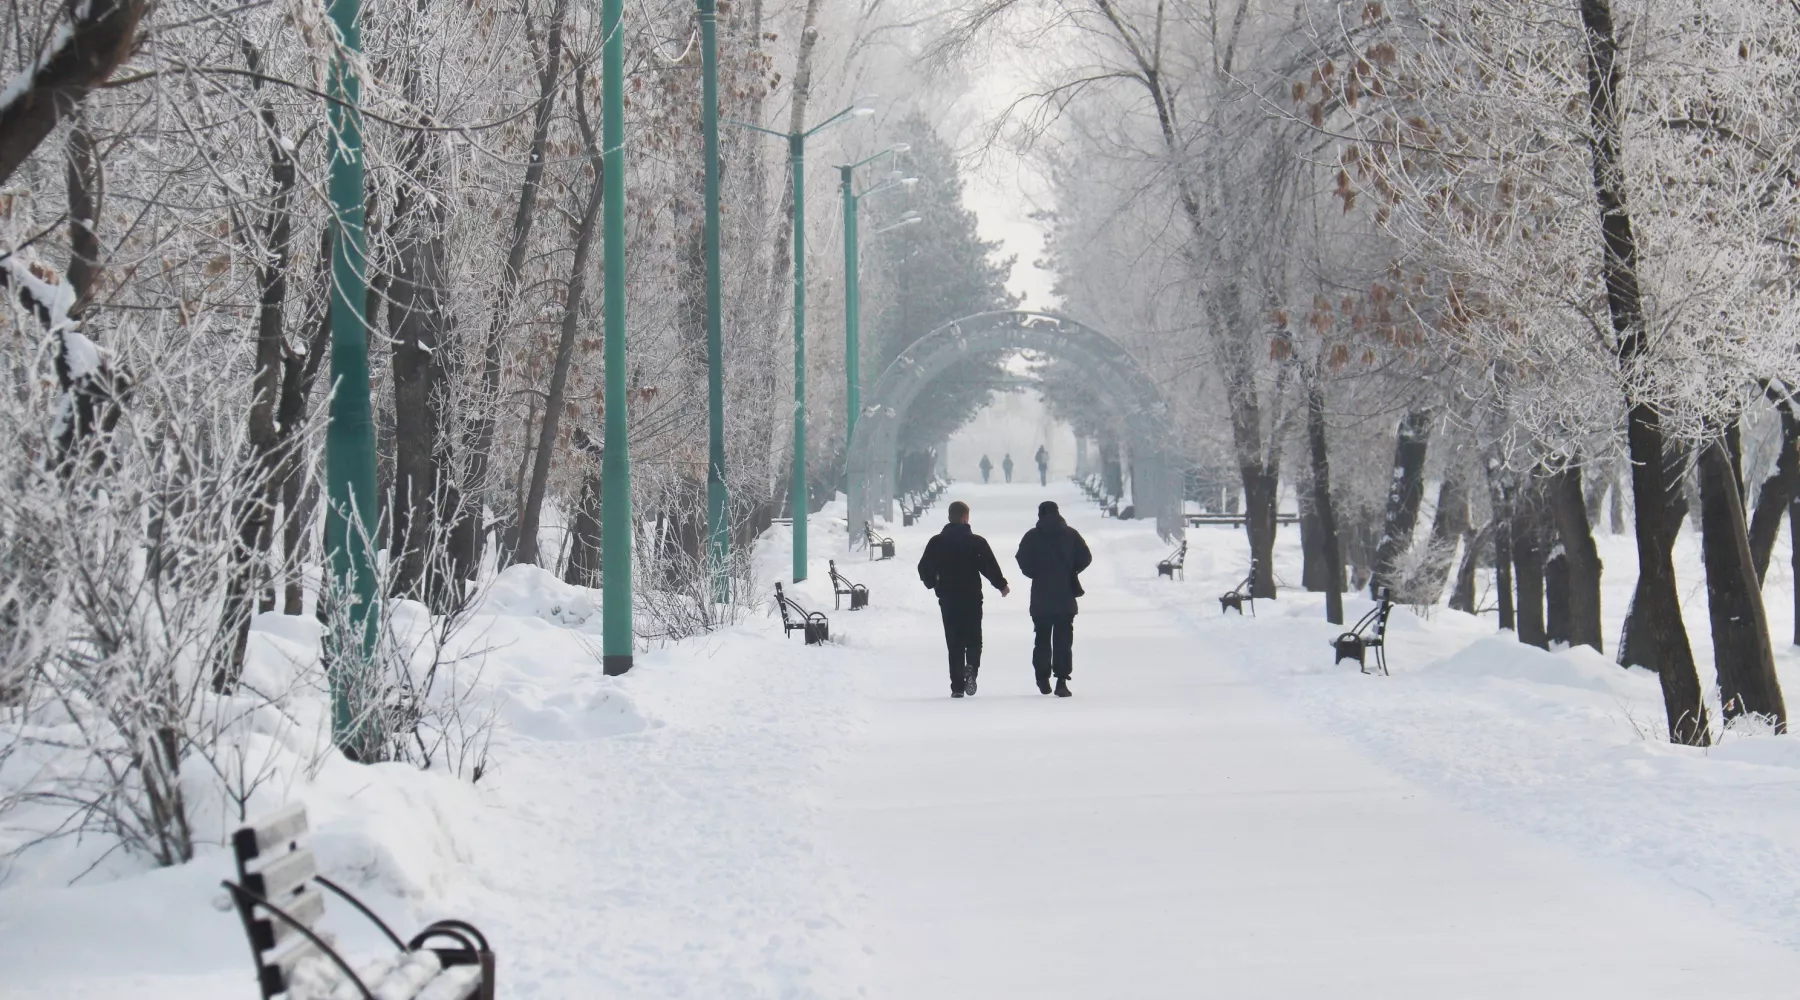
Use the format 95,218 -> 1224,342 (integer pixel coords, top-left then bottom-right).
847,310 -> 1183,545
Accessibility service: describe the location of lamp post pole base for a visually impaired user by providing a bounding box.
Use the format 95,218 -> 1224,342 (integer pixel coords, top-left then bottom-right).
604,654 -> 634,677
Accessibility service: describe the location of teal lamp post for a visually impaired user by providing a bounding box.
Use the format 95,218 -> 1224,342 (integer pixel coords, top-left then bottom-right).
730,104 -> 871,583
322,0 -> 379,755
698,0 -> 727,603
837,147 -> 916,452
600,0 -> 633,674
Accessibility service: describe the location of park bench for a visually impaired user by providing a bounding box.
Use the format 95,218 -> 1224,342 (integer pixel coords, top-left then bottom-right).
1156,541 -> 1187,580
1219,563 -> 1257,616
829,560 -> 869,610
866,523 -> 894,560
867,517 -> 896,557
900,497 -> 918,527
1102,498 -> 1119,518
1332,586 -> 1392,675
221,804 -> 495,1000
775,582 -> 830,644
1184,512 -> 1302,528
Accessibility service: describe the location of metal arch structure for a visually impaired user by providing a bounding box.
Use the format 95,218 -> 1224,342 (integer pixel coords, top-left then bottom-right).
847,310 -> 1183,545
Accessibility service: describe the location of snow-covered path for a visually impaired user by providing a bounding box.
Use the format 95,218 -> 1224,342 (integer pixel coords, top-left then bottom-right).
832,483 -> 1800,998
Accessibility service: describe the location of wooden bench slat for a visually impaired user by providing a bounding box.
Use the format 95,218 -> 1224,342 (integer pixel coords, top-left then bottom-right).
415,966 -> 483,1000
253,885 -> 326,951
272,936 -> 336,996
234,802 -> 309,862
246,846 -> 318,902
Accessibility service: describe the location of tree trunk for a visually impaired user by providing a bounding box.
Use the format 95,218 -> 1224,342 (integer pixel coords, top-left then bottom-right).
1513,481 -> 1547,649
0,0 -> 148,187
65,110 -> 102,307
455,0 -> 569,580
1242,465 -> 1279,599
219,79 -> 298,689
564,430 -> 603,588
1698,434 -> 1787,730
1448,522 -> 1487,615
1370,408 -> 1433,598
1748,396 -> 1800,584
388,59 -> 456,609
1412,466 -> 1469,604
1100,437 -> 1123,498
1544,550 -> 1570,645
1547,464 -> 1604,652
277,232 -> 334,616
515,78 -> 604,568
1487,464 -> 1517,631
1304,371 -> 1344,623
1580,0 -> 1710,744
1791,499 -> 1800,647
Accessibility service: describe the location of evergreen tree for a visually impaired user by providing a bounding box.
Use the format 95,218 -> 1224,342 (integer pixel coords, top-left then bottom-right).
860,114 -> 1017,486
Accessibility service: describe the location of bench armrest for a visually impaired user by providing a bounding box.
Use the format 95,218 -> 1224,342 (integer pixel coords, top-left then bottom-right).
315,874 -> 409,952
221,880 -> 379,1000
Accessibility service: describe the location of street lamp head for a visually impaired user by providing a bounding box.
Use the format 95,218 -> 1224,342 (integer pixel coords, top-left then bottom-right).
852,106 -> 876,118
890,143 -> 912,154
900,177 -> 920,188
886,169 -> 904,181
900,210 -> 921,221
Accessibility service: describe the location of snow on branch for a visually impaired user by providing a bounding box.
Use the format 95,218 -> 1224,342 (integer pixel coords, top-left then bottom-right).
0,0 -> 150,187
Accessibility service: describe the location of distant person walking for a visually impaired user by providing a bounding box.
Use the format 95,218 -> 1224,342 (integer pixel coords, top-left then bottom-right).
1002,453 -> 1015,483
1035,445 -> 1049,486
918,501 -> 1010,698
1015,500 -> 1092,697
979,454 -> 993,483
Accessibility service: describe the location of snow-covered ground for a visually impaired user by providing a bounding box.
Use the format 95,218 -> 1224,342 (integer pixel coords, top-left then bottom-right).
7,482 -> 1800,997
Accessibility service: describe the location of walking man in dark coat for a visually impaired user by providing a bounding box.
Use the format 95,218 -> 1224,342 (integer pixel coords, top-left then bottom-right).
1002,453 -> 1015,483
1015,500 -> 1092,697
979,454 -> 993,483
1034,445 -> 1049,486
918,501 -> 1010,698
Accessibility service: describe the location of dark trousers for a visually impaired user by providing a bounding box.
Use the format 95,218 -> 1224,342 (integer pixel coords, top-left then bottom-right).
981,470 -> 990,482
1032,613 -> 1075,681
1038,465 -> 1047,486
940,601 -> 984,691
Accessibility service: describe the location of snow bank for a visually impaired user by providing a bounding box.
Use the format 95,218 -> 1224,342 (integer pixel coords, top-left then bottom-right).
1114,509 -> 1800,950
1,520 -> 874,999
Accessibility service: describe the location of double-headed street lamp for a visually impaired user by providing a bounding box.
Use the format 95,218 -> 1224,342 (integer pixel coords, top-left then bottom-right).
731,104 -> 870,584
838,148 -> 917,454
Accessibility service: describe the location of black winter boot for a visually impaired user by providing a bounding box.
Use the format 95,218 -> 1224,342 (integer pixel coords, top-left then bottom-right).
1054,678 -> 1071,698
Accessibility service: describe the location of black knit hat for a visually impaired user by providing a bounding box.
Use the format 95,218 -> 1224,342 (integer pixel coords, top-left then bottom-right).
1038,501 -> 1059,517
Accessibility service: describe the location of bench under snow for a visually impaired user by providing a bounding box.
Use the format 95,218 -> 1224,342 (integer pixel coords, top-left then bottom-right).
221,804 -> 495,1000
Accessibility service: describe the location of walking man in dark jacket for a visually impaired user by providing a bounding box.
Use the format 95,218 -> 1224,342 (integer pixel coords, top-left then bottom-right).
1015,500 -> 1092,697
918,501 -> 1010,697
1034,445 -> 1049,486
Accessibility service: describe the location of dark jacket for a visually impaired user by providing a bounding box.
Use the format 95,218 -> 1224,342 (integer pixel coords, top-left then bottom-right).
1034,447 -> 1048,467
918,522 -> 1009,604
1015,512 -> 1093,615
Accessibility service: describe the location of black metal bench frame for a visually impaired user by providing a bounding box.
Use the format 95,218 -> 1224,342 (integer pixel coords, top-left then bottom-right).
221,804 -> 494,1000
1157,540 -> 1187,581
865,523 -> 894,560
1220,564 -> 1257,616
900,496 -> 919,527
828,559 -> 869,610
1185,512 -> 1302,528
775,582 -> 830,644
1333,586 -> 1392,675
